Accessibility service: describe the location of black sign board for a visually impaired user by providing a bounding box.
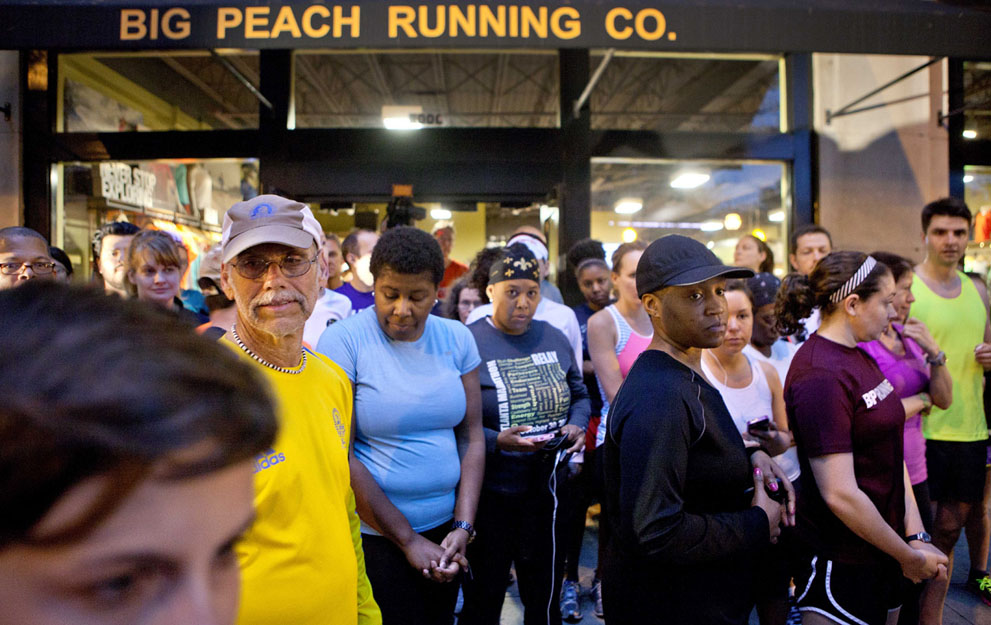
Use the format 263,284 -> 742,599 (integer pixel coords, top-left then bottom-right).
1,1 -> 990,57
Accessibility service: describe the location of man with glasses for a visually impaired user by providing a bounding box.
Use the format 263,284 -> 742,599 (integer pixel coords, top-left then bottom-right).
0,227 -> 56,290
217,195 -> 380,625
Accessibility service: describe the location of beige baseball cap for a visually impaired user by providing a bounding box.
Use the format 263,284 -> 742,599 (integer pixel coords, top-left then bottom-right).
221,195 -> 324,263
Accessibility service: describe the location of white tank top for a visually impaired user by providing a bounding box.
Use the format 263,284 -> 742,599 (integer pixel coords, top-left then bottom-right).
701,355 -> 801,482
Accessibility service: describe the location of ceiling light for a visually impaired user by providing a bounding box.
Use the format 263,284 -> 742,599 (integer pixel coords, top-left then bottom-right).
724,213 -> 743,231
963,175 -> 974,184
614,198 -> 643,214
963,129 -> 978,139
430,208 -> 452,220
706,241 -> 715,249
700,221 -> 724,232
622,228 -> 638,243
751,229 -> 766,241
768,210 -> 785,222
382,105 -> 423,130
670,172 -> 710,189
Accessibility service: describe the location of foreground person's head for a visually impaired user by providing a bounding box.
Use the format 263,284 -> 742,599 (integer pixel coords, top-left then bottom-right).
636,235 -> 753,351
0,281 -> 277,625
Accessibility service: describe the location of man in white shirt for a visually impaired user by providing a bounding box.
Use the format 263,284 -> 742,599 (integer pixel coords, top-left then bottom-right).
788,224 -> 832,340
304,245 -> 352,346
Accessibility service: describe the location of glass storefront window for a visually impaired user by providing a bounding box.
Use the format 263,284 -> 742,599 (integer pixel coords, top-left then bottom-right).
294,50 -> 559,128
53,158 -> 258,285
58,52 -> 261,132
589,52 -> 784,133
963,62 -> 990,142
590,158 -> 788,275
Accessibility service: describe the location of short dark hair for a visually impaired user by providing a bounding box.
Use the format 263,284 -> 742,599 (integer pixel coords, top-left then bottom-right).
870,251 -> 914,283
49,246 -> 73,277
0,226 -> 48,247
776,251 -> 891,335
341,228 -> 373,263
789,224 -> 832,251
91,221 -> 140,260
369,226 -> 445,286
0,282 -> 277,548
442,277 -> 471,320
921,197 -> 972,233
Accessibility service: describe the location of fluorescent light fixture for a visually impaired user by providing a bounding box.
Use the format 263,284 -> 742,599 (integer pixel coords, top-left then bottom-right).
382,105 -> 423,130
430,208 -> 452,220
724,213 -> 743,231
963,129 -> 978,139
614,198 -> 643,214
700,221 -> 724,232
768,210 -> 785,222
670,172 -> 710,189
622,228 -> 638,243
963,175 -> 974,184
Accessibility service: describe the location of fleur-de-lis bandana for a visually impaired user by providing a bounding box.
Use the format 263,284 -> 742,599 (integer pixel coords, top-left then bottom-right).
489,243 -> 541,285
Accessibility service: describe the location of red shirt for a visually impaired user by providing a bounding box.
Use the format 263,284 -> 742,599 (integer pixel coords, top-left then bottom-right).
438,260 -> 468,301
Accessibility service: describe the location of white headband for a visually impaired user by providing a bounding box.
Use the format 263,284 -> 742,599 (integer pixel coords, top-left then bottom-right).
829,256 -> 877,304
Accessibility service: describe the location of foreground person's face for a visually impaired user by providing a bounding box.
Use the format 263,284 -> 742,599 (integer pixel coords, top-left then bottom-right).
0,460 -> 256,625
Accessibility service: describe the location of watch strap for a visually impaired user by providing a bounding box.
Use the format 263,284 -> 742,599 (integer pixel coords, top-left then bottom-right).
452,519 -> 476,542
905,531 -> 931,543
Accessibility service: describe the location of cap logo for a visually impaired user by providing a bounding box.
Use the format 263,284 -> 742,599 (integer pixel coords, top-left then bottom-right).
250,203 -> 275,219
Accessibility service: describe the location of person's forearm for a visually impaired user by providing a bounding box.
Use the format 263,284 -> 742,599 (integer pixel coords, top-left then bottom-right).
823,484 -> 918,565
928,365 -> 953,410
453,422 -> 485,526
902,395 -> 927,419
902,464 -> 925,537
350,456 -> 416,547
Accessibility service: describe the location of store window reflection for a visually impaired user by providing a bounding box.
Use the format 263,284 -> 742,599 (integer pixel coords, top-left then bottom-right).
963,62 -> 990,141
590,158 -> 788,275
54,158 -> 257,286
964,166 -> 991,278
58,52 -> 261,132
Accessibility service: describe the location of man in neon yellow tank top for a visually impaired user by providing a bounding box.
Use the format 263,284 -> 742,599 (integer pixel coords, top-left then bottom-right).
912,198 -> 991,623
219,195 -> 381,625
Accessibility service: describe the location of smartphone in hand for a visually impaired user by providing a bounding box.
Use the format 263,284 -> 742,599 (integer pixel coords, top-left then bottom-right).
747,416 -> 771,434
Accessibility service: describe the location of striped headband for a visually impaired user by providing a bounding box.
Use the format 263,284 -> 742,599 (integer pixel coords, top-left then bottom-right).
829,256 -> 877,303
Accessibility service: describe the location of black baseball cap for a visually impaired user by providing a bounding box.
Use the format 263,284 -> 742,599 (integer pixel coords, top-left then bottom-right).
636,235 -> 754,297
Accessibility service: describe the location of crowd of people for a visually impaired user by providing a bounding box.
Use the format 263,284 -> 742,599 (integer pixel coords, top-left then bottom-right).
1,194 -> 990,625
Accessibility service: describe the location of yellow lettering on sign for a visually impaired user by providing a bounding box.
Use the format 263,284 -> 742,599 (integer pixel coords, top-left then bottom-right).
605,7 -> 633,40
635,8 -> 665,41
449,4 -> 476,37
551,7 -> 580,40
334,5 -> 360,38
389,5 -> 417,38
508,4 -> 518,37
120,9 -> 147,40
479,5 -> 505,37
303,5 -> 330,37
162,8 -> 191,39
271,5 -> 302,38
244,6 -> 270,39
521,6 -> 547,38
217,8 -> 243,39
419,5 -> 445,38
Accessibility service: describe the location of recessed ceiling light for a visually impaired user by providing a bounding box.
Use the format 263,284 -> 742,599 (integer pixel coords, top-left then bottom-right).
671,172 -> 710,189
768,210 -> 785,222
614,198 -> 643,214
430,208 -> 452,220
724,213 -> 743,231
700,221 -> 724,232
963,175 -> 974,184
963,130 -> 978,139
622,228 -> 638,243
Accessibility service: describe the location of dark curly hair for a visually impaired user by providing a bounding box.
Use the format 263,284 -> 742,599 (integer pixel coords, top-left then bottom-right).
92,221 -> 140,260
468,246 -> 507,304
775,251 -> 892,335
566,238 -> 606,271
369,226 -> 445,286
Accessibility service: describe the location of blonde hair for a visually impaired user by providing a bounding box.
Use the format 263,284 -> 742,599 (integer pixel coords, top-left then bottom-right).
126,230 -> 184,296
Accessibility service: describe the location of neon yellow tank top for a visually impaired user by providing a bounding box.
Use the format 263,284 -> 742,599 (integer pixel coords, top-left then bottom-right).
911,271 -> 988,442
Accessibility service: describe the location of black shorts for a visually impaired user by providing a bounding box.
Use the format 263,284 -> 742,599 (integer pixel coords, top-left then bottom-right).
794,555 -> 902,625
926,439 -> 988,503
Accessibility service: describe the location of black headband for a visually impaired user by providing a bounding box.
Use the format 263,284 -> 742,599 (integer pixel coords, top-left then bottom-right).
489,245 -> 540,285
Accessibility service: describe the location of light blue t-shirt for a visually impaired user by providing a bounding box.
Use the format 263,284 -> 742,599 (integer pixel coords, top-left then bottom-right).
317,307 -> 481,534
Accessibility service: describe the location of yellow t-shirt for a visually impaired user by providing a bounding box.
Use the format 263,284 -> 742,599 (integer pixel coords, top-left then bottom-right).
230,344 -> 381,625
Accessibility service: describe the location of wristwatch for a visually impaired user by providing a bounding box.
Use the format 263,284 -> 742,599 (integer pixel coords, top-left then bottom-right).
452,519 -> 476,543
905,531 -> 932,544
926,351 -> 947,367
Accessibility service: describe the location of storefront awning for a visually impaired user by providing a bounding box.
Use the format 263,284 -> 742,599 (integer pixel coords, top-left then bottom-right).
2,0 -> 990,57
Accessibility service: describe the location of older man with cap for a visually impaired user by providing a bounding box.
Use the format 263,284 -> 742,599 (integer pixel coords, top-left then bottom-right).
600,235 -> 794,625
218,194 -> 381,625
741,272 -> 798,382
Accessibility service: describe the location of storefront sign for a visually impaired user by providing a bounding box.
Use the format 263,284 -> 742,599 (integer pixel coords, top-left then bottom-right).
2,1 -> 990,57
94,163 -> 157,209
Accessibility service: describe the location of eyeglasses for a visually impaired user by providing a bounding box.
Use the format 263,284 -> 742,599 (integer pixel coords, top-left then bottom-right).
0,261 -> 57,275
231,255 -> 316,280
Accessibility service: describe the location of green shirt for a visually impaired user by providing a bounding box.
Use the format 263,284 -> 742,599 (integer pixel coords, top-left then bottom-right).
911,271 -> 989,442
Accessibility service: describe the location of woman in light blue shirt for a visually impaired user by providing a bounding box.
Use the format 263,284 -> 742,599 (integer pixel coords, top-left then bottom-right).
317,226 -> 484,625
